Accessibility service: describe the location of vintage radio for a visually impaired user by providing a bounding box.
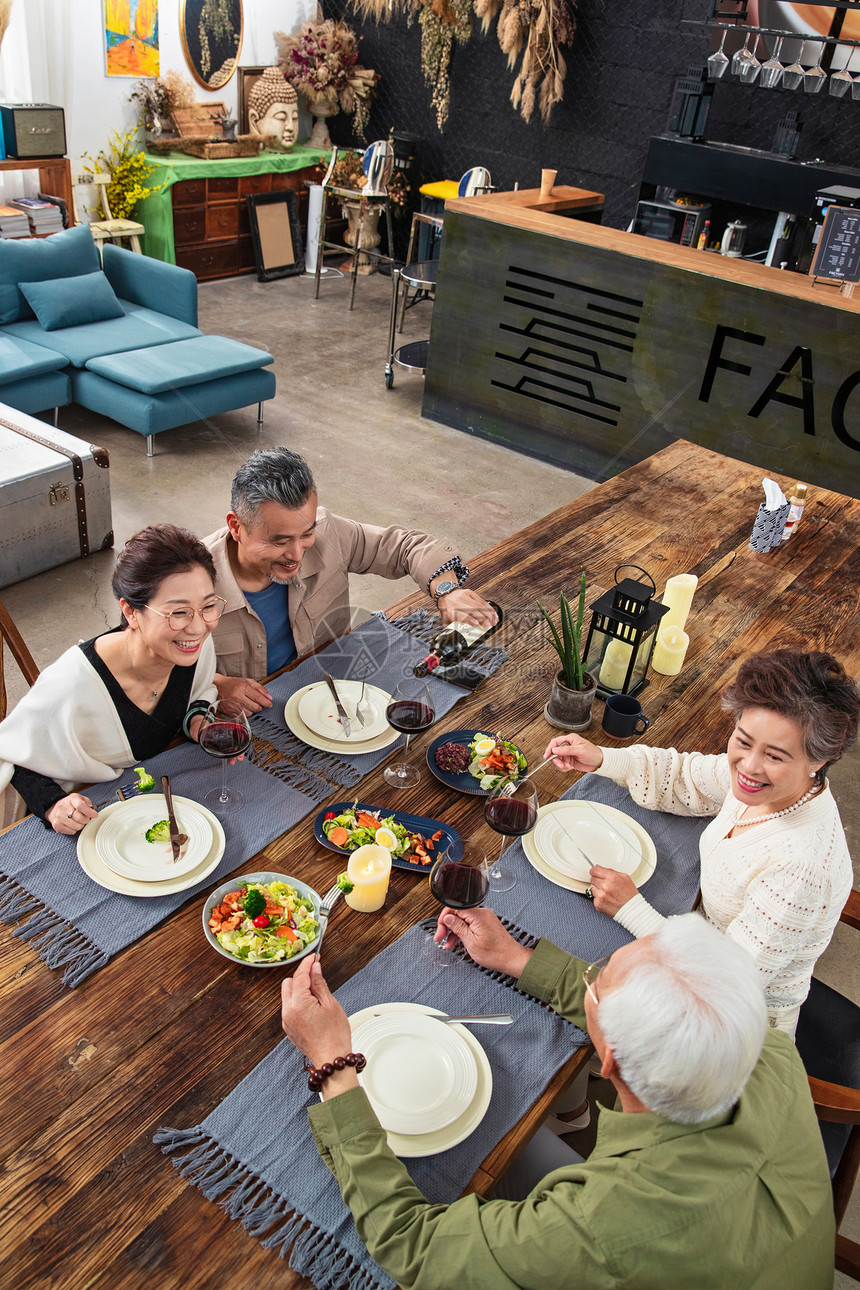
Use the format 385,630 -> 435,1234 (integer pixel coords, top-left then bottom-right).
0,104 -> 66,159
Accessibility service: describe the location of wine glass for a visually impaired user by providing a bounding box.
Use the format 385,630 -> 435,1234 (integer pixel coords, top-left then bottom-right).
198,706 -> 251,813
424,840 -> 489,966
707,27 -> 730,80
829,66 -> 853,98
781,39 -> 808,91
737,34 -> 762,84
484,778 -> 539,893
383,680 -> 435,788
759,37 -> 785,89
804,43 -> 827,94
731,31 -> 755,78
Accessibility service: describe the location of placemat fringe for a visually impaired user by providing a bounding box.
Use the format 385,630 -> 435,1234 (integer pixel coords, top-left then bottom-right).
0,873 -> 42,921
251,716 -> 363,790
13,905 -> 109,985
156,1126 -> 391,1290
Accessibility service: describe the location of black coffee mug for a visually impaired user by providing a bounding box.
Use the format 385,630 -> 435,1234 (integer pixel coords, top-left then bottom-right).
602,694 -> 649,738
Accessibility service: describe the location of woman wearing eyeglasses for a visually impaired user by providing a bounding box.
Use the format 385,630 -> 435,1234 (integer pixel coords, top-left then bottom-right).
0,524 -> 222,835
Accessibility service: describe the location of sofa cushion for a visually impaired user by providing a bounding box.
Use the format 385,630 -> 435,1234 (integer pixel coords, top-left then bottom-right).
19,270 -> 125,332
0,333 -> 69,386
3,299 -> 202,367
84,335 -> 274,394
0,223 -> 101,325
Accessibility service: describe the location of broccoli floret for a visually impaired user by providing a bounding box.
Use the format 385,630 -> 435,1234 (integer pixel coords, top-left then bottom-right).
145,820 -> 171,843
336,872 -> 354,894
134,767 -> 155,793
243,887 -> 266,919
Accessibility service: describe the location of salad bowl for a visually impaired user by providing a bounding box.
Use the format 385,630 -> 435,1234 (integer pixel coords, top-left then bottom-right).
203,871 -> 322,967
314,803 -> 461,872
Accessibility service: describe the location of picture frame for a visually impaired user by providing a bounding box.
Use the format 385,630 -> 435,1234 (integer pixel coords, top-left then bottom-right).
104,0 -> 160,78
246,191 -> 305,282
179,0 -> 244,91
238,66 -> 267,135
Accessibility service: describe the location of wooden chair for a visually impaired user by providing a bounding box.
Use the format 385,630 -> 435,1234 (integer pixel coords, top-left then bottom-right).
83,171 -> 145,256
0,598 -> 39,826
796,888 -> 860,1279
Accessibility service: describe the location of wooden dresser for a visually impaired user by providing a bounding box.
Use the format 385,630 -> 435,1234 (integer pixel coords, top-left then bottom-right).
140,147 -> 328,279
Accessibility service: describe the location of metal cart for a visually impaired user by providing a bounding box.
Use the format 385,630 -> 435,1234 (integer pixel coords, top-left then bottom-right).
384,260 -> 438,388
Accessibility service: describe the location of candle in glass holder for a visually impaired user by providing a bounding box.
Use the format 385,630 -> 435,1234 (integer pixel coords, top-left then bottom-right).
599,639 -> 634,690
651,625 -> 689,676
344,844 -> 392,912
660,573 -> 698,632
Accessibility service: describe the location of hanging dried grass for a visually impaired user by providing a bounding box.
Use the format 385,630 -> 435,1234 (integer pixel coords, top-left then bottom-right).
0,0 -> 13,52
478,0 -> 576,124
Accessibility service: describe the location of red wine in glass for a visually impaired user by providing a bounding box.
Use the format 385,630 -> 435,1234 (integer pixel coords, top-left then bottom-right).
199,707 -> 251,814
383,681 -> 435,788
485,778 -> 539,892
424,841 -> 489,966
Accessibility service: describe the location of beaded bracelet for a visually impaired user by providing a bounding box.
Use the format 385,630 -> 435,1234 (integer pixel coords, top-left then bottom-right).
182,700 -> 212,740
305,1052 -> 366,1092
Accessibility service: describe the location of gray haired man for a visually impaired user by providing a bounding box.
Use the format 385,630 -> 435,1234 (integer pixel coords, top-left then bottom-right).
280,911 -> 834,1290
204,447 -> 497,716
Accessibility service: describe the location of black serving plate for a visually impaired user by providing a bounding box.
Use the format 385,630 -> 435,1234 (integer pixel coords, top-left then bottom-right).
313,803 -> 461,873
425,728 -> 528,797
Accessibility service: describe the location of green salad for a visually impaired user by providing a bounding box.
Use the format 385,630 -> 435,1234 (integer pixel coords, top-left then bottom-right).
207,880 -> 319,964
467,732 -> 527,791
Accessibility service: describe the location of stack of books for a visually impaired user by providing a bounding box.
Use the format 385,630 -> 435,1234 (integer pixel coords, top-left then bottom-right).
0,205 -> 31,238
9,197 -> 64,235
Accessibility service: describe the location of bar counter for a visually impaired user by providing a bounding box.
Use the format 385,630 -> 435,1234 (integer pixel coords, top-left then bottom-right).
423,189 -> 860,496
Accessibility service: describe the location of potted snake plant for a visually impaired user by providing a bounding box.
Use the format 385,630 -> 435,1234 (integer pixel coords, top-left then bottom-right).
537,574 -> 597,731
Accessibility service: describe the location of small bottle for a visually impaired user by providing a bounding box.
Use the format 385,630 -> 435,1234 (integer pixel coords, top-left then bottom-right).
781,483 -> 808,541
413,603 -> 504,676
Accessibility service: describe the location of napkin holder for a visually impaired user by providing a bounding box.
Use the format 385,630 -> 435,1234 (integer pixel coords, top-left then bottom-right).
748,478 -> 790,553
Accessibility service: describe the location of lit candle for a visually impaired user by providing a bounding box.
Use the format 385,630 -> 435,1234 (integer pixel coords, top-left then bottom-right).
659,573 -> 698,632
651,625 -> 690,676
344,844 -> 392,913
598,639 -> 634,690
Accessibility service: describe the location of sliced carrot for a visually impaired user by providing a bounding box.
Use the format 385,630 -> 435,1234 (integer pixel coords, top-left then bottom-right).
328,825 -> 350,848
356,812 -> 381,829
276,925 -> 298,941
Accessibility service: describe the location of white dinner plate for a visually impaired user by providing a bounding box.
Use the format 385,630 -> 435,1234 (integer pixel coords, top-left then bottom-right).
95,795 -> 214,881
533,804 -> 641,883
285,683 -> 399,755
78,799 -> 226,897
297,680 -> 391,742
345,1002 -> 493,1158
522,799 -> 657,894
349,1011 -> 478,1134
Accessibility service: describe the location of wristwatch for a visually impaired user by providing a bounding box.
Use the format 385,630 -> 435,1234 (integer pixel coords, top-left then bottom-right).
433,578 -> 458,605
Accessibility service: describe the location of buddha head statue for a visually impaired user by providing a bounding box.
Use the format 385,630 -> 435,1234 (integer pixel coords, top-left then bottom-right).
248,67 -> 300,150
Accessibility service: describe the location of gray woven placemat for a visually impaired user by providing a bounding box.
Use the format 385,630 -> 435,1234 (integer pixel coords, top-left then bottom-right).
0,742 -> 318,987
156,922 -> 576,1290
255,613 -> 509,784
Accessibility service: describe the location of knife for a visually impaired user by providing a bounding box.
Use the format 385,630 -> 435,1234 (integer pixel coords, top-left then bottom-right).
161,776 -> 186,864
371,1012 -> 514,1025
323,673 -> 351,738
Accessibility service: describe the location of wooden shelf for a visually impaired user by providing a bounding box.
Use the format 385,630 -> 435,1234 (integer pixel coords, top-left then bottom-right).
0,157 -> 75,229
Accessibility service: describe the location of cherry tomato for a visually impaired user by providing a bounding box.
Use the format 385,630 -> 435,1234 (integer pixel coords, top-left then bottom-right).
324,812 -> 336,820
253,914 -> 269,928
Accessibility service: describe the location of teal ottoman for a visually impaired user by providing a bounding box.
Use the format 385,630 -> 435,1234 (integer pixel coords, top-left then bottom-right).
77,335 -> 276,455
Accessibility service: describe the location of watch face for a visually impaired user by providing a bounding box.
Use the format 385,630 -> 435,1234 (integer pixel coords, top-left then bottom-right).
435,580 -> 457,600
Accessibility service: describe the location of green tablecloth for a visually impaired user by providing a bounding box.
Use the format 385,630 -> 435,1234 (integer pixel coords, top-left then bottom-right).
138,144 -> 329,264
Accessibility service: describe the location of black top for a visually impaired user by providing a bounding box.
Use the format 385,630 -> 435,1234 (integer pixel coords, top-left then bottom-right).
11,631 -> 197,822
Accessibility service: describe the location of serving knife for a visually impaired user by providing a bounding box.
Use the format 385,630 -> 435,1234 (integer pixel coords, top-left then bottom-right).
323,673 -> 351,738
161,776 -> 187,864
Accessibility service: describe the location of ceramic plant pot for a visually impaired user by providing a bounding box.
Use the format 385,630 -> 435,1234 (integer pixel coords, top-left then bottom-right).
307,94 -> 339,148
342,201 -> 382,273
544,669 -> 597,731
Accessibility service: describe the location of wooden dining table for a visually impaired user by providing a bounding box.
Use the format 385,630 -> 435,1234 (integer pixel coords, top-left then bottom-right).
3,439 -> 860,1290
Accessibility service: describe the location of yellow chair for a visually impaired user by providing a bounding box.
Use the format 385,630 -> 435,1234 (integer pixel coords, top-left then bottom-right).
84,172 -> 145,256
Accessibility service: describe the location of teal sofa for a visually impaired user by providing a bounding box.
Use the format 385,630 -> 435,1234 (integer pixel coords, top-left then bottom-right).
0,224 -> 275,454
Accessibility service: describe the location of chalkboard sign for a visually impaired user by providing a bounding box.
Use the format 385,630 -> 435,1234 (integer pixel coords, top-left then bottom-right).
810,205 -> 860,284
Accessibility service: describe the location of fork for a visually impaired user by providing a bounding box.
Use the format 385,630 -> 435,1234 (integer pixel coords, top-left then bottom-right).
315,882 -> 344,957
353,678 -> 373,729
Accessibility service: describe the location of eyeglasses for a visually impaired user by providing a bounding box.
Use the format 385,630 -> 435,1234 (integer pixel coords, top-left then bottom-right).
583,955 -> 610,1006
143,596 -> 227,631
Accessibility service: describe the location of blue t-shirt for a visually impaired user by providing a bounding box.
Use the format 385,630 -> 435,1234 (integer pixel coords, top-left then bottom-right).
244,581 -> 296,675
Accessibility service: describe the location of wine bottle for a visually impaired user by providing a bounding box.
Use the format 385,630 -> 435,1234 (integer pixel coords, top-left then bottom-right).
413,602 -> 504,677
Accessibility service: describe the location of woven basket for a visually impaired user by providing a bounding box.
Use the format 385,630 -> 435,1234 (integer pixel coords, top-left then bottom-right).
180,136 -> 263,159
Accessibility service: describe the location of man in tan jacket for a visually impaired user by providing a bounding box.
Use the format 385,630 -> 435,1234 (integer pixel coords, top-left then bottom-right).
204,447 -> 497,715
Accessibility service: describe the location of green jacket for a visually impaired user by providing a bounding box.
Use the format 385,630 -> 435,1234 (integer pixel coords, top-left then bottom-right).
309,940 -> 834,1290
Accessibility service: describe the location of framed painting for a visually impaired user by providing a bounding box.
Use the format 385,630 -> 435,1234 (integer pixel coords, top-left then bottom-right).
246,192 -> 305,282
238,66 -> 267,135
104,0 -> 160,78
180,0 -> 244,91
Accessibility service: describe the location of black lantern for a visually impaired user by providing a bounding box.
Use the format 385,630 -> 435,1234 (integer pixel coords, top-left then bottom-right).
583,566 -> 669,699
667,66 -> 713,141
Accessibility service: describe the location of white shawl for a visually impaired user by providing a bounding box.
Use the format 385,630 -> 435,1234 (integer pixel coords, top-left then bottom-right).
0,636 -> 217,794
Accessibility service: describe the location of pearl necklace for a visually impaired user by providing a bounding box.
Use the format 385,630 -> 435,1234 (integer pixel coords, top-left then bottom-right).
125,633 -> 163,704
731,783 -> 820,828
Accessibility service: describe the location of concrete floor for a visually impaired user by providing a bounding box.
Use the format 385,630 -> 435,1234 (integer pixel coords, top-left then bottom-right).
2,267 -> 859,1278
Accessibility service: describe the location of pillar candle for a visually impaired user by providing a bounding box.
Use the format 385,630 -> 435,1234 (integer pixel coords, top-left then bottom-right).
651,625 -> 690,676
598,639 -> 634,690
344,844 -> 392,912
660,573 -> 698,632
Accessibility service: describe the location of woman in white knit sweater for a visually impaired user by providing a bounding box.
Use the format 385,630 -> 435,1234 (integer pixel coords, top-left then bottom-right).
545,650 -> 859,1037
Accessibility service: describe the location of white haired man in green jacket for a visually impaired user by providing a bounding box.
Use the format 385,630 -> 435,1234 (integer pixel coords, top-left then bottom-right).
280,911 -> 834,1290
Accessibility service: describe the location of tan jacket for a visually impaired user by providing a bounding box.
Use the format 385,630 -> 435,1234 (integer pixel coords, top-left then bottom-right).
204,507 -> 457,680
